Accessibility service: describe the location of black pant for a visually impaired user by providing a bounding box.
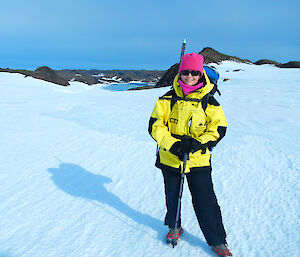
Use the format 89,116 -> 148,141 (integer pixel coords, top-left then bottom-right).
162,167 -> 227,246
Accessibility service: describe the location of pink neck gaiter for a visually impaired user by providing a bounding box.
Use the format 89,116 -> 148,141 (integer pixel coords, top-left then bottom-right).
178,80 -> 204,95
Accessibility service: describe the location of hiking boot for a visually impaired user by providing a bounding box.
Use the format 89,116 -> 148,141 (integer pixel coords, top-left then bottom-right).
165,227 -> 184,246
211,244 -> 233,256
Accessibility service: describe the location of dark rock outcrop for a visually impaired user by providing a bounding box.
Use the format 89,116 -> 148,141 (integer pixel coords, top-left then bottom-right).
280,61 -> 300,68
1,47 -> 298,88
73,75 -> 99,85
93,70 -> 164,83
0,68 -> 32,76
0,67 -> 164,86
128,85 -> 157,90
156,64 -> 178,87
0,66 -> 69,86
254,59 -> 281,67
199,47 -> 251,64
31,66 -> 69,86
56,69 -> 165,85
156,47 -> 252,87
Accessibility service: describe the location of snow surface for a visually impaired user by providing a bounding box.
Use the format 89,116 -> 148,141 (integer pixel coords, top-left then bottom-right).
0,62 -> 299,257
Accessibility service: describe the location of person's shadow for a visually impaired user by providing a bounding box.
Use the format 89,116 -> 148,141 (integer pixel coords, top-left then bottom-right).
47,162 -> 210,252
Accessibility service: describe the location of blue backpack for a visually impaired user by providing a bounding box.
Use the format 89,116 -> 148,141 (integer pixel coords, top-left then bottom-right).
204,66 -> 220,85
203,66 -> 221,96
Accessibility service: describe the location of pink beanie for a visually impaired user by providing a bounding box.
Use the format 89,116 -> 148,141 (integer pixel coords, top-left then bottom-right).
178,53 -> 204,75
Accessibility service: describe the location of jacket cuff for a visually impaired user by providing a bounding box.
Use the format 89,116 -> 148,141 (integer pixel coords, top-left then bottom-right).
160,135 -> 180,151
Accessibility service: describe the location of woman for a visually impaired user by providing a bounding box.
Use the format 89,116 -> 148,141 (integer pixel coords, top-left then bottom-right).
148,53 -> 232,256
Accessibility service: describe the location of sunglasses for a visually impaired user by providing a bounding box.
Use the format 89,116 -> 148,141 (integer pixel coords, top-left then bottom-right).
180,70 -> 201,76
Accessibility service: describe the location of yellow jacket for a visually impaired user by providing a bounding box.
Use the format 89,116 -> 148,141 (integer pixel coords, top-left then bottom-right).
148,71 -> 227,173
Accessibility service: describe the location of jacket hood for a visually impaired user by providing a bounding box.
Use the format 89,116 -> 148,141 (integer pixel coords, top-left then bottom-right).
173,69 -> 214,99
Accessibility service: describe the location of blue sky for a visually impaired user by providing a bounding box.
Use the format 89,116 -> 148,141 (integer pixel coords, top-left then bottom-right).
1,0 -> 299,70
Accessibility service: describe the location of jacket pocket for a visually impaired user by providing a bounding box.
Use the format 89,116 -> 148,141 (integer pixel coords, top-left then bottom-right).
189,110 -> 207,137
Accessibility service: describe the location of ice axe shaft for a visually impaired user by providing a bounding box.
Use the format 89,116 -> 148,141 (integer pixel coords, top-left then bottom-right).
179,38 -> 186,63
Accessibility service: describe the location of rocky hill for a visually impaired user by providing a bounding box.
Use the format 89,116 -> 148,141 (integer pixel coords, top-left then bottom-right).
0,47 -> 298,87
0,67 -> 67,86
0,67 -> 164,87
279,61 -> 300,68
56,69 -> 164,85
200,47 -> 251,64
156,47 -> 299,87
254,59 -> 281,67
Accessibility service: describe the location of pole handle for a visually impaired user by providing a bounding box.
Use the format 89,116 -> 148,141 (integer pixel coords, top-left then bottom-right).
179,38 -> 186,63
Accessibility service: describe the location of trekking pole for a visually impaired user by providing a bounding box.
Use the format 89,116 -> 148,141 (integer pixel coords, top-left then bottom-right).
172,143 -> 189,247
171,40 -> 188,248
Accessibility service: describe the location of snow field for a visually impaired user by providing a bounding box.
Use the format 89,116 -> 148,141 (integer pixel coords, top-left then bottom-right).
0,63 -> 299,257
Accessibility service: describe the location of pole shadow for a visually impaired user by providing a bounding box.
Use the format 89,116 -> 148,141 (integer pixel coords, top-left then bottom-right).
47,162 -> 210,252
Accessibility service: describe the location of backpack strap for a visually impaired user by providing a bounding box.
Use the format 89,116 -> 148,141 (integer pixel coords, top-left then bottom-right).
158,83 -> 220,112
159,96 -> 203,103
159,89 -> 210,112
210,83 -> 221,96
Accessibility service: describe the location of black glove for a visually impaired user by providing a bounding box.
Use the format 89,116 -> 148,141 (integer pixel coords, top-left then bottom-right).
181,135 -> 192,154
190,139 -> 207,154
169,136 -> 192,161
